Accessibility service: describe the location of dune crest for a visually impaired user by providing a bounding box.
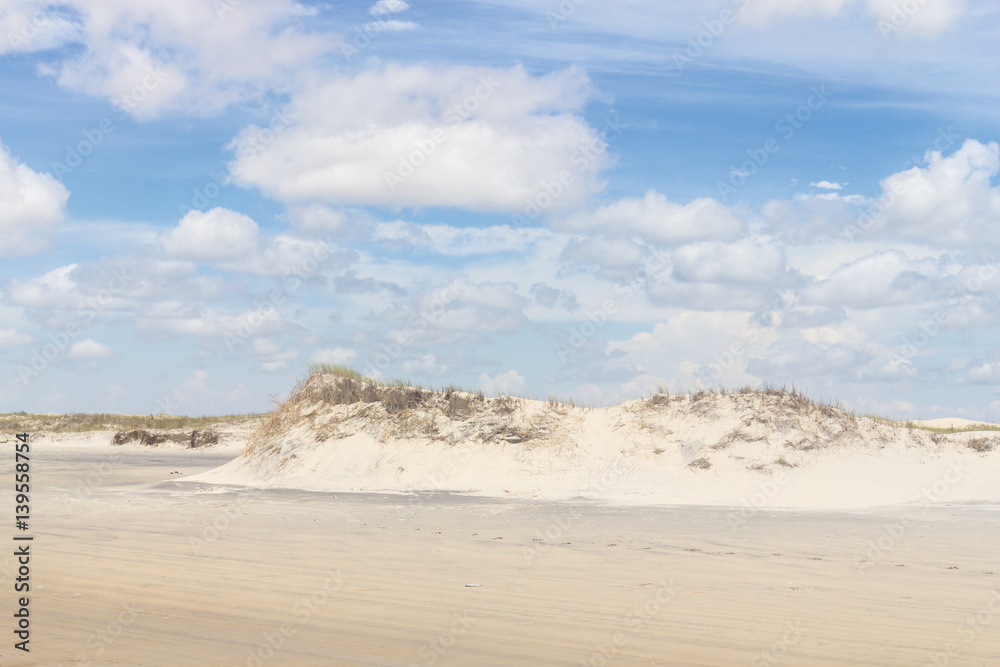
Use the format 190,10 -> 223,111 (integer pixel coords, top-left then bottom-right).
188,371 -> 1000,508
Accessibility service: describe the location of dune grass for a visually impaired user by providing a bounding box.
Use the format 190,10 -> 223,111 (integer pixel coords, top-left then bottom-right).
0,412 -> 266,434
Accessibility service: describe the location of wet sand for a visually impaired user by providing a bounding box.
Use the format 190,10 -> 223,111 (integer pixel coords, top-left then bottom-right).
3,442 -> 1000,665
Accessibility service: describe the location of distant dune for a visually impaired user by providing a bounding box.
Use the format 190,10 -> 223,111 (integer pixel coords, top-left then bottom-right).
186,370 -> 1000,509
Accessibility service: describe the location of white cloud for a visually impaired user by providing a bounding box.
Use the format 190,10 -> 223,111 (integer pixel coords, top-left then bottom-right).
135,303 -> 293,339
0,328 -> 33,347
310,348 -> 358,366
561,191 -> 744,244
868,0 -> 966,37
740,0 -> 856,26
66,338 -> 115,360
380,277 -> 529,347
0,3 -> 82,55
370,0 -> 409,15
810,180 -> 843,190
43,0 -> 332,119
479,369 -> 526,395
365,19 -> 418,31
159,208 -> 259,262
372,220 -> 546,255
877,139 -> 1000,245
799,250 -> 939,308
7,264 -> 80,308
740,0 -> 966,35
0,141 -> 70,256
672,237 -> 787,285
964,361 -> 1000,384
228,64 -> 606,212
401,353 -> 447,377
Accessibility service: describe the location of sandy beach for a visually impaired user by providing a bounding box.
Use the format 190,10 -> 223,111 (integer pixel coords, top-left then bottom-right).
3,428 -> 999,666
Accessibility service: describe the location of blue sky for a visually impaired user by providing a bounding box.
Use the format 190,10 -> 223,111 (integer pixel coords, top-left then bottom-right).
1,0 -> 999,419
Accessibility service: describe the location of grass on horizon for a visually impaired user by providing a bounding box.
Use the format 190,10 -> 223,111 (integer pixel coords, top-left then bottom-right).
0,412 -> 267,434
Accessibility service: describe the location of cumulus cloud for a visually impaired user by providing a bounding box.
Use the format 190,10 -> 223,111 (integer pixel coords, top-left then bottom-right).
810,181 -> 843,190
159,208 -> 259,262
672,237 -> 787,285
6,264 -> 81,309
66,338 -> 114,360
0,141 -> 70,256
377,277 -> 529,348
373,220 -> 546,256
228,64 -> 607,211
876,139 -> 1000,246
365,19 -> 417,32
245,338 -> 299,372
42,0 -> 331,119
741,0 -> 966,35
310,348 -> 358,366
740,0 -> 856,25
0,3 -> 82,55
479,369 -> 526,395
868,0 -> 966,37
135,303 -> 294,339
0,328 -> 33,346
963,360 -> 1000,384
530,283 -> 579,311
401,353 -> 447,376
560,191 -> 744,244
370,0 -> 409,15
799,250 -> 940,308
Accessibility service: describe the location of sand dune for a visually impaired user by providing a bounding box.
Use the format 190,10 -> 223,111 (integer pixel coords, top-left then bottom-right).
187,372 -> 1000,509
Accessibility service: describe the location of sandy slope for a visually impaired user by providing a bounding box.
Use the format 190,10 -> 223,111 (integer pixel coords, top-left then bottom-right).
187,376 -> 1000,509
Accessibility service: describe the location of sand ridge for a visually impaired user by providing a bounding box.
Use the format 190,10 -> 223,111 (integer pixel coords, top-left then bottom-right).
185,373 -> 1000,508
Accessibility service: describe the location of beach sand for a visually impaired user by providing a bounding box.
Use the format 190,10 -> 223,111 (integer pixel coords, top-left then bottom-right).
3,434 -> 999,666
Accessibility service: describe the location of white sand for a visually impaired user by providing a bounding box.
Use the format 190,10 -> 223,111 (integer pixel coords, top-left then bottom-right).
8,433 -> 1000,666
186,383 -> 1000,510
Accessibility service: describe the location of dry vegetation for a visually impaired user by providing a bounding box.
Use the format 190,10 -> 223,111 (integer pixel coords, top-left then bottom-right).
0,412 -> 264,434
243,366 -> 565,461
243,368 -> 1000,471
